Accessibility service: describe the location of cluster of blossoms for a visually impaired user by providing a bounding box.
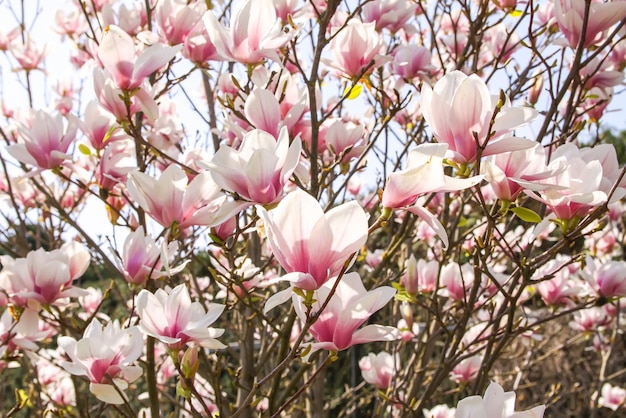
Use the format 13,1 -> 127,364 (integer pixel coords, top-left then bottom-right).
0,0 -> 625,416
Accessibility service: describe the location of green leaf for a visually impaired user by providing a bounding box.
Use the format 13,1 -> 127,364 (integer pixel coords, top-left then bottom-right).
343,84 -> 362,100
78,143 -> 92,156
511,207 -> 542,223
509,9 -> 523,17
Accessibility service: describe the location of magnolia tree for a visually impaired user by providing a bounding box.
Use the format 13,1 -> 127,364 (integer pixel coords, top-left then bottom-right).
1,0 -> 626,416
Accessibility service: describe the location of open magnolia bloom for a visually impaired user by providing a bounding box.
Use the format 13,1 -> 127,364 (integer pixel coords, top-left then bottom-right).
293,272 -> 398,357
259,189 -> 368,291
553,0 -> 626,48
200,127 -> 302,205
9,110 -> 77,170
456,381 -> 545,418
481,143 -> 565,201
382,143 -> 483,247
97,25 -> 181,91
127,164 -> 249,230
202,0 -> 293,64
136,284 -> 226,351
0,241 -> 90,309
526,143 -> 626,222
421,70 -> 537,164
58,320 -> 143,405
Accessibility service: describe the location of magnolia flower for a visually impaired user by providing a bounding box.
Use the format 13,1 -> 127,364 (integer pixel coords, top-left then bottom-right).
182,19 -> 223,64
421,71 -> 537,164
382,143 -> 483,247
0,242 -> 90,308
293,272 -> 398,354
580,256 -> 626,299
203,0 -> 292,64
93,68 -> 159,123
0,308 -> 50,358
127,164 -> 249,230
554,0 -> 626,48
359,351 -> 398,389
154,0 -> 206,45
450,355 -> 482,384
136,284 -> 226,351
392,45 -> 434,80
98,25 -> 181,91
78,101 -> 127,150
58,320 -> 143,405
258,189 -> 368,290
402,255 -> 439,295
116,228 -> 188,285
327,19 -> 386,79
527,143 -> 625,221
362,0 -> 418,34
8,110 -> 77,170
597,383 -> 626,410
201,127 -> 301,205
455,381 -> 545,418
481,143 -> 564,201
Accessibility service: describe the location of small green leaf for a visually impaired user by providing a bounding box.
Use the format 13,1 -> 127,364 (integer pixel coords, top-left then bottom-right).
343,84 -> 362,100
78,143 -> 92,156
509,9 -> 523,17
511,207 -> 542,223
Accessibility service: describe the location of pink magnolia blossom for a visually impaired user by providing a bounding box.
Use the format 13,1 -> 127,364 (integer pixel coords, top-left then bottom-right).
569,307 -> 610,333
116,228 -> 188,285
450,355 -> 482,384
0,26 -> 19,51
581,256 -> 626,299
136,284 -> 226,351
0,308 -> 50,359
0,242 -> 90,308
8,110 -> 77,170
293,272 -> 398,353
421,71 -> 537,164
402,255 -> 439,295
439,262 -> 474,302
10,38 -> 45,71
526,143 -> 625,221
274,0 -> 302,22
534,261 -> 581,307
597,383 -> 626,411
201,127 -> 301,205
127,164 -> 248,230
392,45 -> 435,80
182,20 -> 223,65
202,0 -> 292,64
258,189 -> 368,290
96,139 -> 135,192
383,144 -> 483,208
58,320 -> 143,405
382,143 -> 483,246
554,0 -> 626,48
327,19 -> 386,79
93,68 -> 159,123
78,101 -> 127,150
54,8 -> 88,38
362,0 -> 418,34
98,25 -> 181,91
359,351 -> 398,389
324,118 -> 367,162
101,3 -> 147,35
456,381 -> 545,418
481,143 -> 564,201
155,0 -> 206,45
242,88 -> 301,139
